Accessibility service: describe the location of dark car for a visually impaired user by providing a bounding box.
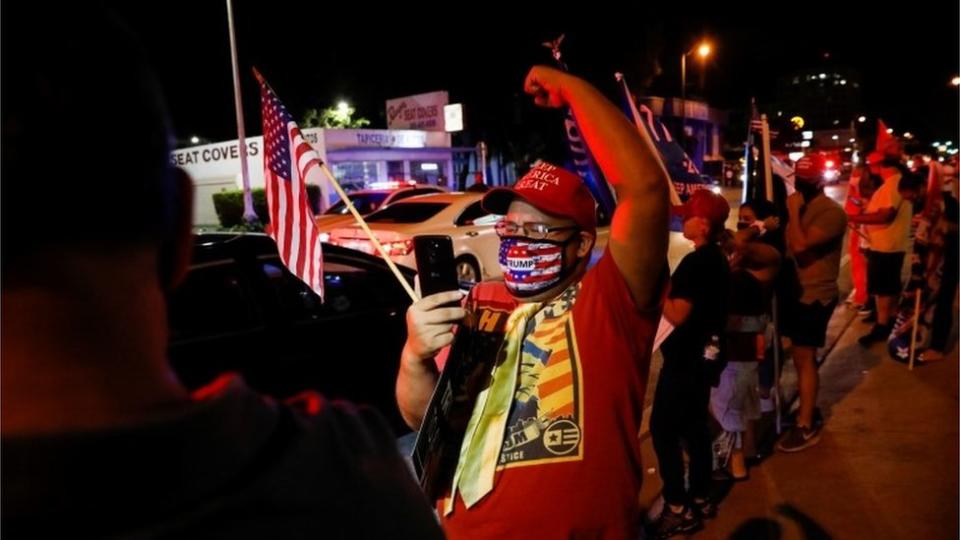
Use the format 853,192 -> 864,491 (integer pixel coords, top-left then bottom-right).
166,233 -> 416,434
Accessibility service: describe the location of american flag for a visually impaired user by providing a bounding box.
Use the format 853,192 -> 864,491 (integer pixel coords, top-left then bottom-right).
256,70 -> 324,300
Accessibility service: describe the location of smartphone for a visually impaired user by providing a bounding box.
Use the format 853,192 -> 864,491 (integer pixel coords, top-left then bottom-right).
414,235 -> 460,298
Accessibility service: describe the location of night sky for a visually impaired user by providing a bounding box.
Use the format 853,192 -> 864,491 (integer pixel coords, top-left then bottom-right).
107,1 -> 959,148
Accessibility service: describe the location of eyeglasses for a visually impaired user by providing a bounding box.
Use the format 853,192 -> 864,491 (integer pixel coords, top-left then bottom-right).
494,220 -> 579,239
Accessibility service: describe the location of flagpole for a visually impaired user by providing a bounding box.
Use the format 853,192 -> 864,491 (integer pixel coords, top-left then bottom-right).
760,114 -> 784,435
317,163 -> 420,302
908,292 -> 921,371
761,114 -> 774,201
252,68 -> 418,303
743,98 -> 756,204
542,35 -> 618,214
226,0 -> 257,224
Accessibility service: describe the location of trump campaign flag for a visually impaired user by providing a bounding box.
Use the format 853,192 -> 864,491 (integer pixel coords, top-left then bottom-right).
616,73 -> 711,202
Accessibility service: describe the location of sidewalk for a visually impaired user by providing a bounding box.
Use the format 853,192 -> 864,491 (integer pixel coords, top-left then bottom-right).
637,307 -> 959,539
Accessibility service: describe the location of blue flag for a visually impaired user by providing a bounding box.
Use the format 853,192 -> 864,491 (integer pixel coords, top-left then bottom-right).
617,74 -> 711,202
560,110 -> 618,215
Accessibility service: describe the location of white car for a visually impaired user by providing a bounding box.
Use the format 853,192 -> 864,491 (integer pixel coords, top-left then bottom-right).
315,184 -> 446,239
329,192 -> 612,283
328,193 -> 501,283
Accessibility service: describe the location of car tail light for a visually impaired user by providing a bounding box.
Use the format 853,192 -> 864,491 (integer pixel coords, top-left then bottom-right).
383,239 -> 413,256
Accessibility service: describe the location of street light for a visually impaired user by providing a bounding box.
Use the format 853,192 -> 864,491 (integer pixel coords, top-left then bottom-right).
858,116 -> 867,123
952,76 -> 960,87
681,40 -> 712,130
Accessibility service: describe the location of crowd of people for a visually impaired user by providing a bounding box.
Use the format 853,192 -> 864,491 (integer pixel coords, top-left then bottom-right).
399,77 -> 959,539
643,140 -> 960,539
4,5 -> 957,540
846,143 -> 959,361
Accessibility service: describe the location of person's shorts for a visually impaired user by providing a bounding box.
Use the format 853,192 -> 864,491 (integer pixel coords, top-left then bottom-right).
867,251 -> 905,297
710,361 -> 760,433
784,298 -> 838,348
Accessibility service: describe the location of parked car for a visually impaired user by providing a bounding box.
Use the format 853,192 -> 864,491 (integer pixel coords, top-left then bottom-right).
315,183 -> 446,238
166,233 -> 417,434
329,191 -> 613,283
328,192 -> 501,283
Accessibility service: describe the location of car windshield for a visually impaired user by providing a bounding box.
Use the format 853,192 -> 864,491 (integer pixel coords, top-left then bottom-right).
325,192 -> 390,215
365,202 -> 449,224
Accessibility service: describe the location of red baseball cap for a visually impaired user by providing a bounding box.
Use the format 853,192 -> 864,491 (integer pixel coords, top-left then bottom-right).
672,188 -> 730,229
482,161 -> 597,232
795,153 -> 827,182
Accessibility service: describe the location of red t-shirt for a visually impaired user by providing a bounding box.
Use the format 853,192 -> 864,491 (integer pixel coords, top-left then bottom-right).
438,250 -> 661,539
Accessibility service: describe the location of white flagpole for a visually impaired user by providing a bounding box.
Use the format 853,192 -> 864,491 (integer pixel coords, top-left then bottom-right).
226,0 -> 257,224
761,115 -> 775,201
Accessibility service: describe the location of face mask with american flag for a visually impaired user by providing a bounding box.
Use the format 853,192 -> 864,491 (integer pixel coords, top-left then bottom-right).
498,237 -> 571,296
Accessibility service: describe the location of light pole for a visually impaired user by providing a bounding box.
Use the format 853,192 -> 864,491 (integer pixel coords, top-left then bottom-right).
681,41 -> 711,132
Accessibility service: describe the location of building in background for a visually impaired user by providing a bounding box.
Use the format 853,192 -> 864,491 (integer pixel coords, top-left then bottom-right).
775,67 -> 863,131
172,127 -> 480,225
641,96 -> 729,175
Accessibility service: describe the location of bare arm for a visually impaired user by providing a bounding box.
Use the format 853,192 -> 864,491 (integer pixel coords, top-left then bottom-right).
395,291 -> 465,430
785,193 -> 847,254
524,66 -> 670,308
733,229 -> 782,269
737,240 -> 781,285
847,207 -> 897,225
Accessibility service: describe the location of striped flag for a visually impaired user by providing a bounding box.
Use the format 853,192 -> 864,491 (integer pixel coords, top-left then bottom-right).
256,70 -> 324,299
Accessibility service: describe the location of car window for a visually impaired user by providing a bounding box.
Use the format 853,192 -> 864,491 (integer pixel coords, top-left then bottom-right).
455,201 -> 495,226
365,202 -> 448,223
390,187 -> 441,203
472,213 -> 502,226
258,256 -> 407,321
325,192 -> 390,215
167,260 -> 262,341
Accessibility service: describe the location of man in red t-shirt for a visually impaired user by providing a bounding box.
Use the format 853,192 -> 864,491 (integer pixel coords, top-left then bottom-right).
396,66 -> 671,539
